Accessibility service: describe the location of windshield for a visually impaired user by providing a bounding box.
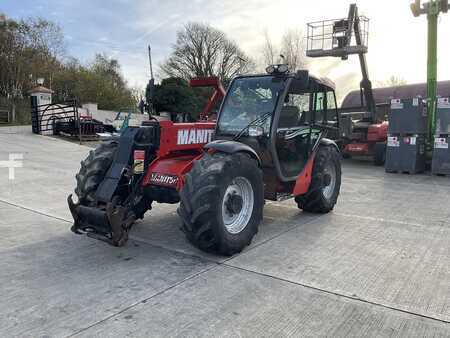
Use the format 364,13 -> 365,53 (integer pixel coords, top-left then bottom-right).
217,76 -> 285,135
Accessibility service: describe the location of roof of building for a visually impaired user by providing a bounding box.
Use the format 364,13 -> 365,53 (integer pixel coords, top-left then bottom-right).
28,86 -> 54,94
342,81 -> 450,108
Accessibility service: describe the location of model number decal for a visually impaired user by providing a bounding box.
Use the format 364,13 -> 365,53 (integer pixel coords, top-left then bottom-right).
150,173 -> 179,186
177,129 -> 214,145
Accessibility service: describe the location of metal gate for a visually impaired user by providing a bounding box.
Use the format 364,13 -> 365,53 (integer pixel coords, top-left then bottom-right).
30,99 -> 106,142
31,100 -> 78,135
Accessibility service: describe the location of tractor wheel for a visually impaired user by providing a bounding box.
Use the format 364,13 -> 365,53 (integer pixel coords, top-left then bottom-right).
295,145 -> 341,213
373,142 -> 386,166
75,141 -> 118,206
178,152 -> 264,256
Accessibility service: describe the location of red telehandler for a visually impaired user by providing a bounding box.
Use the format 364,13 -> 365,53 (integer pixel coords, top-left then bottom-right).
68,67 -> 342,255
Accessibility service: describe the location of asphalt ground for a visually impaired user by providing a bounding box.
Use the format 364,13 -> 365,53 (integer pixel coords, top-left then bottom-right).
0,126 -> 449,337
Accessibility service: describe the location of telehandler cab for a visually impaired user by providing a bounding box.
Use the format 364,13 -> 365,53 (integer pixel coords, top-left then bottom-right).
68,67 -> 342,255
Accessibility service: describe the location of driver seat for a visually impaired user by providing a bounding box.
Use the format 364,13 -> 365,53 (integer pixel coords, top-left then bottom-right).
278,106 -> 300,128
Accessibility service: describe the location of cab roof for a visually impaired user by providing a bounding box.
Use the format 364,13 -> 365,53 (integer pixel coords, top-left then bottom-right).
234,72 -> 336,92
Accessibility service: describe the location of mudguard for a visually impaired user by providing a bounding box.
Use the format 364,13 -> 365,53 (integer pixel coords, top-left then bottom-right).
204,140 -> 262,166
319,137 -> 340,152
293,137 -> 339,196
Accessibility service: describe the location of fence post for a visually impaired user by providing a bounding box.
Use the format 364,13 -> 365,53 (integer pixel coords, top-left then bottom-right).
30,96 -> 39,134
76,101 -> 81,145
11,101 -> 16,123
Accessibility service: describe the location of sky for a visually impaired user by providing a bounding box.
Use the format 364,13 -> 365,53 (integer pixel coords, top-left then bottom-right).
2,0 -> 450,98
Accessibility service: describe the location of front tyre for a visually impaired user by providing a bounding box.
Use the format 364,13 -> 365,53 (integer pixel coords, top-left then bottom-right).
295,145 -> 341,213
178,152 -> 264,256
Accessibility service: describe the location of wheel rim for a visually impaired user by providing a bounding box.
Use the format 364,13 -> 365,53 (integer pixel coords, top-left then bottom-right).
222,177 -> 254,234
322,162 -> 337,200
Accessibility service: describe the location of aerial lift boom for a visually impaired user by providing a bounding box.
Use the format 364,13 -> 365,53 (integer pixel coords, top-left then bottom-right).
307,4 -> 386,165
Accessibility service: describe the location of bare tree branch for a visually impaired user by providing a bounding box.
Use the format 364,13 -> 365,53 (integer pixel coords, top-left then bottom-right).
260,29 -> 307,72
160,22 -> 254,81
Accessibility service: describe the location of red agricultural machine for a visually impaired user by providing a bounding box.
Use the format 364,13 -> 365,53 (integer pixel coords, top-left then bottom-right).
68,67 -> 342,255
307,4 -> 388,165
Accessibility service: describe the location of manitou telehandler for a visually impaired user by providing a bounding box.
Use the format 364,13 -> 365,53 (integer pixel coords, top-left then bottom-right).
68,66 -> 342,256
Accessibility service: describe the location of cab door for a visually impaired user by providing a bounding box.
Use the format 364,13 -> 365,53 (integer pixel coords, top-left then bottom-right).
273,81 -> 315,180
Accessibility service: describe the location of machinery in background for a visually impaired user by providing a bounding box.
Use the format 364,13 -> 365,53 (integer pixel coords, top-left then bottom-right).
307,3 -> 387,165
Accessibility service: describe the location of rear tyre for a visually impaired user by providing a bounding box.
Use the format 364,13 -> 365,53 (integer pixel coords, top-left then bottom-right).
295,145 -> 341,213
342,152 -> 351,159
75,141 -> 118,206
178,152 -> 264,256
373,142 -> 386,166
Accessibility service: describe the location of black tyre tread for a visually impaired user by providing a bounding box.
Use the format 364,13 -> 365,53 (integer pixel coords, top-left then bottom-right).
178,152 -> 263,256
296,145 -> 341,213
373,143 -> 386,166
75,141 -> 118,206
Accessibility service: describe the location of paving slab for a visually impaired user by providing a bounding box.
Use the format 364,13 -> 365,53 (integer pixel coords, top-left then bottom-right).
228,212 -> 450,322
1,126 -> 450,337
131,202 -> 319,262
0,127 -> 89,219
74,266 -> 450,338
0,200 -> 70,250
0,203 -> 213,338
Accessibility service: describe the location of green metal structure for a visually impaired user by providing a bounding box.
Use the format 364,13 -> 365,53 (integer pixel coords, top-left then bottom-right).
410,0 -> 448,143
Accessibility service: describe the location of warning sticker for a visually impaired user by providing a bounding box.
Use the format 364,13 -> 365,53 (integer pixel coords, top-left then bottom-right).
388,136 -> 400,147
435,138 -> 449,149
410,136 -> 416,145
437,97 -> 450,109
134,150 -> 145,173
391,99 -> 403,110
413,98 -> 419,106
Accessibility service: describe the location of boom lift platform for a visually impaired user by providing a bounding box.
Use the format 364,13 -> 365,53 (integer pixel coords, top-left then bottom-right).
307,4 -> 387,165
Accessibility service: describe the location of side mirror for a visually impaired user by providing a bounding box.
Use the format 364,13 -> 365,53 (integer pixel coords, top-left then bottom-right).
248,126 -> 264,137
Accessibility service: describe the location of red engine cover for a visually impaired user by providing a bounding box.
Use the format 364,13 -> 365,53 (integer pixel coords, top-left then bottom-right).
143,153 -> 203,190
142,121 -> 216,190
367,122 -> 388,142
157,121 -> 215,157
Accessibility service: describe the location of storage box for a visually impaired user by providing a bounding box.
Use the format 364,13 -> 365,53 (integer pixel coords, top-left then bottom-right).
389,98 -> 428,134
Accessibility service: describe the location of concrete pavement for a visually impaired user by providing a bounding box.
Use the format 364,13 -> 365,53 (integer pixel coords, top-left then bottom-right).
0,126 -> 449,337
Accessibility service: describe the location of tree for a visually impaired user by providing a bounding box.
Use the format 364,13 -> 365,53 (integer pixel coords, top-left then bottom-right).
160,23 -> 254,82
52,54 -> 135,111
261,29 -> 307,72
377,76 -> 407,88
153,77 -> 210,119
0,17 -> 65,99
0,13 -> 138,122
